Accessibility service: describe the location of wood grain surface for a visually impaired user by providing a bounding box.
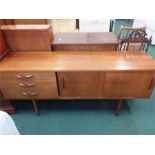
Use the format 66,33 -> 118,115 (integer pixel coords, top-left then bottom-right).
1,25 -> 53,51
52,32 -> 118,51
0,51 -> 154,71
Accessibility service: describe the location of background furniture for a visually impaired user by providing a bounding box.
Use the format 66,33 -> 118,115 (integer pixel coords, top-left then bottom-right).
133,19 -> 155,45
0,19 -> 7,25
0,19 -> 48,25
0,21 -> 10,60
13,19 -> 48,24
0,51 -> 154,115
0,24 -> 15,114
0,111 -> 19,135
0,91 -> 16,114
117,26 -> 146,40
1,25 -> 53,51
117,26 -> 152,52
0,29 -> 9,59
79,20 -> 111,32
49,19 -> 77,35
2,19 -> 14,25
52,32 -> 118,51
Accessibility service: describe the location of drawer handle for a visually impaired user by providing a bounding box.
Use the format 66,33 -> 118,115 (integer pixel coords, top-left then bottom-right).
19,83 -> 36,87
16,74 -> 33,79
22,92 -> 38,96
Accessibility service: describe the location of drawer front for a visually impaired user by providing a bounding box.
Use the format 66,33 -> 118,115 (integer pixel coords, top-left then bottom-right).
0,71 -> 56,83
1,81 -> 58,99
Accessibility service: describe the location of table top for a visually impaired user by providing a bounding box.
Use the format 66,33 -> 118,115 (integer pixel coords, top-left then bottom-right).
52,32 -> 118,45
0,51 -> 155,72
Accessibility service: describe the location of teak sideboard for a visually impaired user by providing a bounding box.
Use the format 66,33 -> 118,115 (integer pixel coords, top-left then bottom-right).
0,51 -> 155,115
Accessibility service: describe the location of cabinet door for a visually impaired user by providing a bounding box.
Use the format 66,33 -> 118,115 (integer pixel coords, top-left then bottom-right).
103,71 -> 154,98
57,72 -> 105,98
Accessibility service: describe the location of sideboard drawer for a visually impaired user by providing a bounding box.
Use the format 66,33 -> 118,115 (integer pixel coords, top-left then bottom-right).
0,71 -> 56,82
1,81 -> 58,99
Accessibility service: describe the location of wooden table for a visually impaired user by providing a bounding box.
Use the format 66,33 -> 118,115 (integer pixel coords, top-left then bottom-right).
0,51 -> 155,115
52,32 -> 118,51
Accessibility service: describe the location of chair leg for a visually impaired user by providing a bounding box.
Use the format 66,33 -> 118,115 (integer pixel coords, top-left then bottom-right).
115,99 -> 123,116
32,100 -> 40,116
0,99 -> 16,114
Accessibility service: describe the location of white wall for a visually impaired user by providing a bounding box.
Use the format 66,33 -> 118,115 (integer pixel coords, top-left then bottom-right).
79,20 -> 110,32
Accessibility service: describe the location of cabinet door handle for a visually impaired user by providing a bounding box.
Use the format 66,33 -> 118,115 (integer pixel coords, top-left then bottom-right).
22,92 -> 38,96
16,74 -> 33,79
19,83 -> 36,87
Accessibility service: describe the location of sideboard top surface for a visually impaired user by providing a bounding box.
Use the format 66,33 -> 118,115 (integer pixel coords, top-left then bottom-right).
0,51 -> 155,71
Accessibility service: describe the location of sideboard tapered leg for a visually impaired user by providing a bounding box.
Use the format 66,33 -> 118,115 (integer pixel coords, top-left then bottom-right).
115,99 -> 123,116
32,100 -> 40,116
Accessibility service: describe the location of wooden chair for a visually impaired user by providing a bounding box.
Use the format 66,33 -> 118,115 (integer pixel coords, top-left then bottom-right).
0,91 -> 16,114
117,26 -> 152,52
